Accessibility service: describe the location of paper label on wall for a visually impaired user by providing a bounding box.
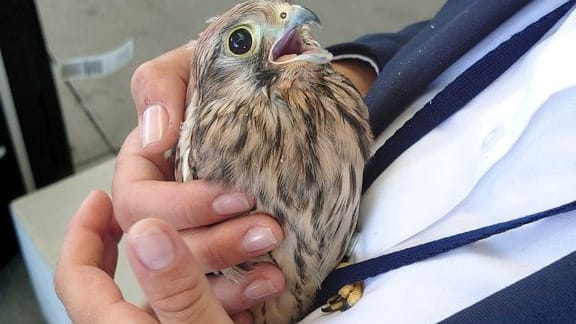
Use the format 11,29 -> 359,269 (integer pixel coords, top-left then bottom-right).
60,40 -> 133,80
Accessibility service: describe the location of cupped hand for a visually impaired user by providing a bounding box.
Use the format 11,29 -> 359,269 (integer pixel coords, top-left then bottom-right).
56,191 -> 287,323
55,190 -> 266,323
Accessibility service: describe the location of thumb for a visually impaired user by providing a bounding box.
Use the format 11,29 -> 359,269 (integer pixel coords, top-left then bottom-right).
130,45 -> 193,152
127,219 -> 233,324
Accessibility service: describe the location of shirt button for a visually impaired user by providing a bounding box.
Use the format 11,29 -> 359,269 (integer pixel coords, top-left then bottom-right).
482,126 -> 506,152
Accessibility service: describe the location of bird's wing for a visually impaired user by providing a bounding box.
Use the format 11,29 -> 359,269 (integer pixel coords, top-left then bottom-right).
175,87 -> 199,182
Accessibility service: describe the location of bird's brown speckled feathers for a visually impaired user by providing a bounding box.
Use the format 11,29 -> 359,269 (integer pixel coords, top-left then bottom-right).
175,1 -> 373,323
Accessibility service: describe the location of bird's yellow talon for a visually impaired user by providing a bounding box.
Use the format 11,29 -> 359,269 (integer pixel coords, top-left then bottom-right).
346,282 -> 363,307
321,262 -> 364,314
339,283 -> 353,295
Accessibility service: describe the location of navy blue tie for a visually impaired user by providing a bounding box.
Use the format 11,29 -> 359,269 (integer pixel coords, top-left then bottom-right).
314,0 -> 576,314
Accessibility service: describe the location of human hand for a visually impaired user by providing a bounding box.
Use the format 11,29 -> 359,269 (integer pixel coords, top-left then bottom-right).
111,45 -> 285,321
332,60 -> 376,97
56,190 -> 267,323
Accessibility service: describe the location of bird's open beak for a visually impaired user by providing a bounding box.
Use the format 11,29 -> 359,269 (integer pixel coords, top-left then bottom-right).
269,5 -> 332,65
285,4 -> 320,31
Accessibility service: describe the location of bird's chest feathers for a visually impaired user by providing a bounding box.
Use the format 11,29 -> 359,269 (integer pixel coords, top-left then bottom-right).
190,82 -> 360,210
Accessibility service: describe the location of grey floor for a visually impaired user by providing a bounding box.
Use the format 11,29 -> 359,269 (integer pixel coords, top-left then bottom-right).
2,0 -> 444,323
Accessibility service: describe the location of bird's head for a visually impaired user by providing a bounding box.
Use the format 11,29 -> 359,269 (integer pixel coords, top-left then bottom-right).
191,0 -> 332,99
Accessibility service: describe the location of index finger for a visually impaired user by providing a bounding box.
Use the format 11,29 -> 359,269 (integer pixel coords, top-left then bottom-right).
112,129 -> 256,231
55,191 -> 156,324
57,191 -> 122,275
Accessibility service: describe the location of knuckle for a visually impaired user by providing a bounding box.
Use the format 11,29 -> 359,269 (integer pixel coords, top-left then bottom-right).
167,195 -> 195,230
169,186 -> 213,230
202,243 -> 229,271
130,61 -> 162,96
151,279 -> 208,318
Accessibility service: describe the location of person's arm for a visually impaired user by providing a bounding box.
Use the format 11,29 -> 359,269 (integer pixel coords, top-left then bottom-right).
333,60 -> 377,97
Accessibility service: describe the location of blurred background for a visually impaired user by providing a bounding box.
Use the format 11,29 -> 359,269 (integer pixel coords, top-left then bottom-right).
0,0 -> 443,322
42,0 -> 445,169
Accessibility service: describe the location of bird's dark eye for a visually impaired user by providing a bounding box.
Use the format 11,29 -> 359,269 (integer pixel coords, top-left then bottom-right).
228,27 -> 253,56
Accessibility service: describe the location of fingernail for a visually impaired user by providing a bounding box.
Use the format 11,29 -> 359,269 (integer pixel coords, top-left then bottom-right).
212,192 -> 252,215
141,104 -> 168,147
242,227 -> 278,253
130,226 -> 175,270
244,279 -> 280,300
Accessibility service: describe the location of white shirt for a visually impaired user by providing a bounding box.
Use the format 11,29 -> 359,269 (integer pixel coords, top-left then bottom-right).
302,1 -> 576,322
